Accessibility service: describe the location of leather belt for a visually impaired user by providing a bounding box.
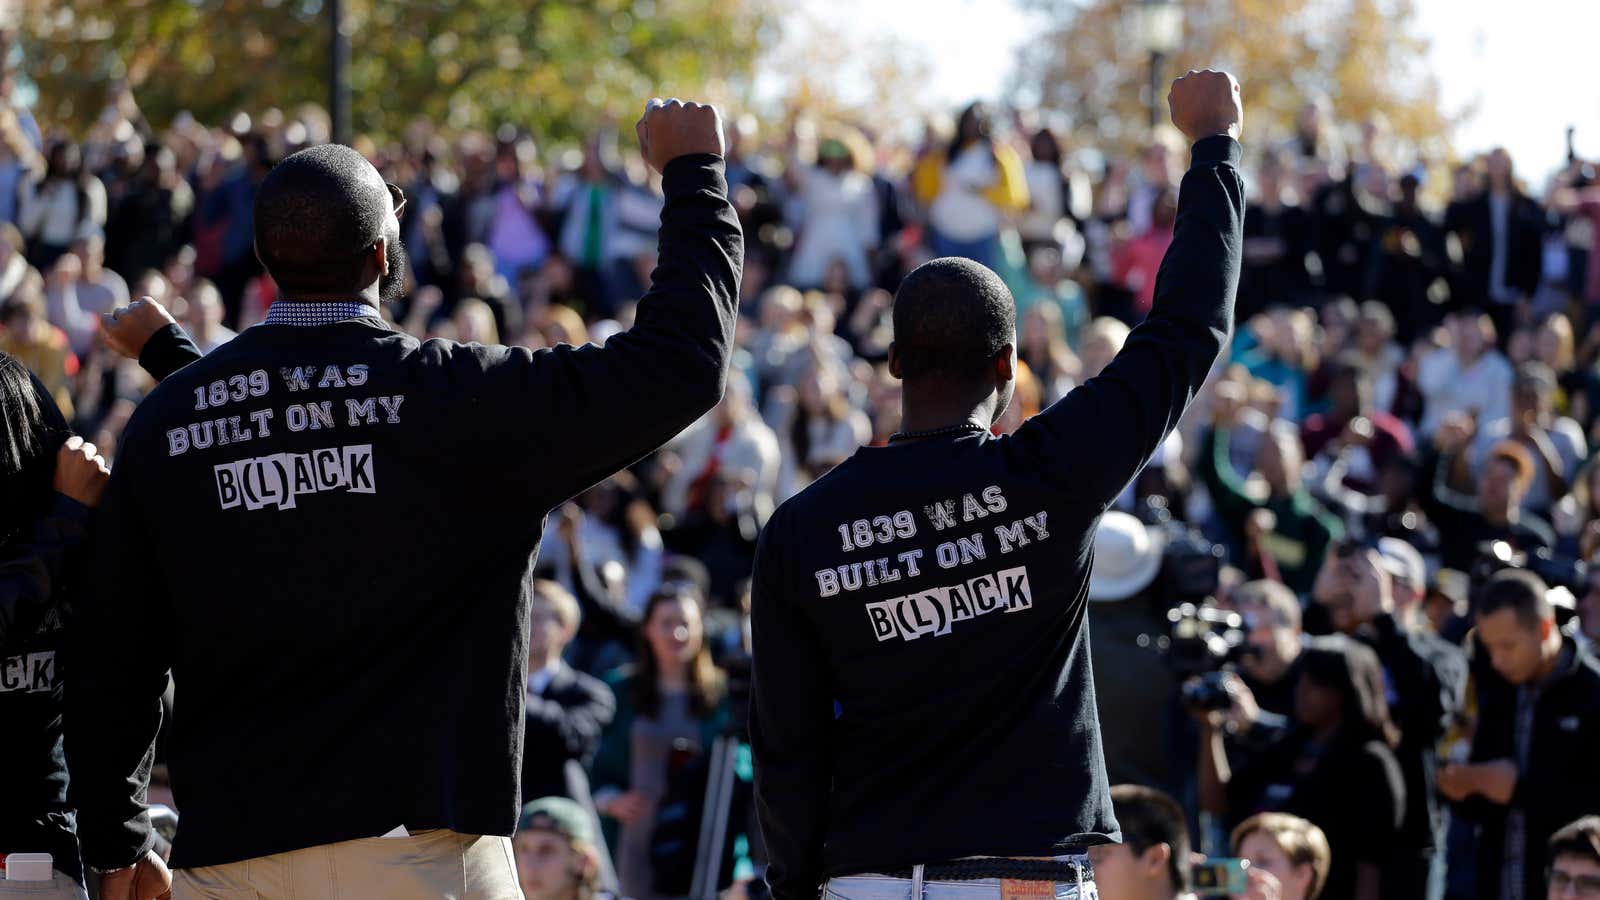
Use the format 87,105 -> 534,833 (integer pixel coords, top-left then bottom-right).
876,856 -> 1093,883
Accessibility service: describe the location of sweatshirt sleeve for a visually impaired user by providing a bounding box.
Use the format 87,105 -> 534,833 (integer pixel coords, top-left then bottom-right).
64,437 -> 170,870
749,513 -> 835,900
1013,136 -> 1243,508
0,494 -> 90,643
137,323 -> 205,381
482,154 -> 743,506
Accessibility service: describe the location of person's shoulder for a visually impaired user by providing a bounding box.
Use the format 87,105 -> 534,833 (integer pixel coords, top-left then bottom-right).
1519,513 -> 1557,545
562,663 -> 615,697
1569,642 -> 1600,687
601,665 -> 638,692
1416,629 -> 1467,664
768,452 -> 870,519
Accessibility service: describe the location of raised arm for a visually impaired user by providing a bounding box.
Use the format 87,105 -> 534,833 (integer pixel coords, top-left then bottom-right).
101,296 -> 204,381
1014,71 -> 1244,507
487,99 -> 743,506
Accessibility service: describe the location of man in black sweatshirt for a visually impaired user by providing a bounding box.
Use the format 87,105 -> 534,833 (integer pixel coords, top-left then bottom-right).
67,98 -> 740,900
748,70 -> 1244,900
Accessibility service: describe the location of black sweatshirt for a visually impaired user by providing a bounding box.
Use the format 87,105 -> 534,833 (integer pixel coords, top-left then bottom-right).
138,322 -> 203,379
749,136 -> 1243,900
1,495 -> 91,886
65,155 -> 741,871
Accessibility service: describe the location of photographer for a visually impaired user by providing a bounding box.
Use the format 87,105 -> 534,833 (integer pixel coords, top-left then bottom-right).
1311,539 -> 1467,898
1437,569 -> 1600,900
1224,579 -> 1306,718
1198,635 -> 1406,900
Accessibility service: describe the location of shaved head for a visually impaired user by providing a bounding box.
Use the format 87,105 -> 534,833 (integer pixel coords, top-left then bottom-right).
892,257 -> 1016,381
254,143 -> 404,299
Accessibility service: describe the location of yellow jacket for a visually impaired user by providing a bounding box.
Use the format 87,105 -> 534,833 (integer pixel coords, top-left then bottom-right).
911,140 -> 1030,213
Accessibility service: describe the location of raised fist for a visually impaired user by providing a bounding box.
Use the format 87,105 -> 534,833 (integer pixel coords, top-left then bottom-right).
636,98 -> 725,175
1168,69 -> 1243,143
101,296 -> 178,363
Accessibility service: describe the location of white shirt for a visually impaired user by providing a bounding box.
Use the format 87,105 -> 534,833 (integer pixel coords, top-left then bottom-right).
929,146 -> 1002,242
1416,347 -> 1514,438
1020,160 -> 1065,242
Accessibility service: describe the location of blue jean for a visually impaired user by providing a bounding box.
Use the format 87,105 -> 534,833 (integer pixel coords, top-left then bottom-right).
823,859 -> 1097,900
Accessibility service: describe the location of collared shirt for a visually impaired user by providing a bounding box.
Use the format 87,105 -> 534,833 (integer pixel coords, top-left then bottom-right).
527,661 -> 562,699
262,300 -> 383,327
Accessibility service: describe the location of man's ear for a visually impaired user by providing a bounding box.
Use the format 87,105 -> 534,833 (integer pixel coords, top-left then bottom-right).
374,237 -> 389,277
887,342 -> 903,380
996,342 -> 1017,382
1141,842 -> 1173,881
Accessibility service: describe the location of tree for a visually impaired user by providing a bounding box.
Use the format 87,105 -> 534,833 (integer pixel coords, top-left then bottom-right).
1013,0 -> 1452,156
21,0 -> 777,142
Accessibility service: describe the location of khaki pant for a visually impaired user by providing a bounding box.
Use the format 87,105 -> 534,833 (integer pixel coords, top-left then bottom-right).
174,830 -> 522,900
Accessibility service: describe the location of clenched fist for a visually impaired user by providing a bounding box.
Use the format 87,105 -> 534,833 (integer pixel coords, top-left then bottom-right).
97,849 -> 173,900
1168,69 -> 1243,144
54,435 -> 110,508
102,296 -> 178,362
636,98 -> 724,175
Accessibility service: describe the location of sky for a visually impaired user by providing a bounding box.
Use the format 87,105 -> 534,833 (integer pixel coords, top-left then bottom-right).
778,0 -> 1600,184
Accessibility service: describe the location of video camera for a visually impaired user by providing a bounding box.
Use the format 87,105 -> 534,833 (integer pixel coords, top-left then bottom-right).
1132,501 -> 1256,709
1169,603 -> 1255,710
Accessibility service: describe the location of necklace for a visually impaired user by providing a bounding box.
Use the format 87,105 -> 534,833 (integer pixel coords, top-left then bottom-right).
887,422 -> 988,443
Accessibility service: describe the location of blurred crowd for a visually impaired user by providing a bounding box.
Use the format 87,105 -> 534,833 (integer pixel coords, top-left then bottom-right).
5,61 -> 1600,900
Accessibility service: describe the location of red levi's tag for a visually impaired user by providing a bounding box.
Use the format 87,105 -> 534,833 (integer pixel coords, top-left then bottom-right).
1000,879 -> 1056,900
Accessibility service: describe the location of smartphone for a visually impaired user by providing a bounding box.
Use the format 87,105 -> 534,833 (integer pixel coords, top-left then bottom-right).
1191,858 -> 1250,896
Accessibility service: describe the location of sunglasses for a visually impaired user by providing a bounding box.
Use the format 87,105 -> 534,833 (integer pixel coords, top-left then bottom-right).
386,181 -> 408,219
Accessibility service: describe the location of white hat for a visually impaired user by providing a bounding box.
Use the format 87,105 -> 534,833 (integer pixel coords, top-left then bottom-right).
1377,537 -> 1425,589
1089,511 -> 1165,602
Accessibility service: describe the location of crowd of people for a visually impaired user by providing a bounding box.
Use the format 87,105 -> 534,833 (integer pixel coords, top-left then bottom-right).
4,56 -> 1600,900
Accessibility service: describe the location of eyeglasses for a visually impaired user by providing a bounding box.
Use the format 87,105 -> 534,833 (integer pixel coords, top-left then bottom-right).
1548,866 -> 1600,897
349,183 -> 407,258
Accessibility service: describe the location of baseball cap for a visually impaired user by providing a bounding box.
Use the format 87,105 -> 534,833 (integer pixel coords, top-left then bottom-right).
517,797 -> 596,846
1376,537 -> 1425,590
